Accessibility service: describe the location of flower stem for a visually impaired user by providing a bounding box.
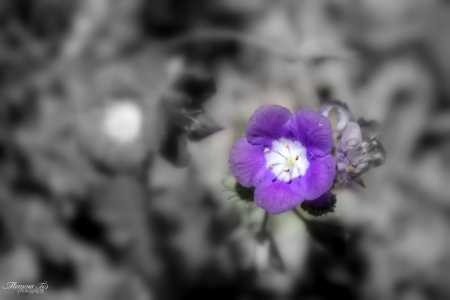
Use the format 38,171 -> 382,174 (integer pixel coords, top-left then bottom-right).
292,207 -> 308,223
260,211 -> 269,233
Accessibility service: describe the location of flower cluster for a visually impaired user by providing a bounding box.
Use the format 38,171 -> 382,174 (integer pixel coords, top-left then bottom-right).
227,101 -> 386,215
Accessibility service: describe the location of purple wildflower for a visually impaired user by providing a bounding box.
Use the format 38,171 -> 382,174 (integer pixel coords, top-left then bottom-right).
336,119 -> 386,182
319,100 -> 355,134
228,105 -> 336,215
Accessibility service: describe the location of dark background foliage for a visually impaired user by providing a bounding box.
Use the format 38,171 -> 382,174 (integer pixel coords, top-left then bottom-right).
1,0 -> 450,299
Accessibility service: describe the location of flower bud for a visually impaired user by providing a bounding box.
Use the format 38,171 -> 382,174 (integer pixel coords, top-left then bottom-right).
336,119 -> 386,182
300,192 -> 337,217
319,100 -> 355,134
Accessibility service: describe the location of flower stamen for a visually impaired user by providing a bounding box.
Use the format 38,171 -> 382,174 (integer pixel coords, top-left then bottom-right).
274,168 -> 287,179
264,138 -> 309,182
286,143 -> 292,156
276,151 -> 288,161
264,148 -> 270,153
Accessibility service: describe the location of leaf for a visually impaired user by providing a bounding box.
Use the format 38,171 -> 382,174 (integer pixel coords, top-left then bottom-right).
353,177 -> 366,188
186,113 -> 223,141
221,176 -> 239,191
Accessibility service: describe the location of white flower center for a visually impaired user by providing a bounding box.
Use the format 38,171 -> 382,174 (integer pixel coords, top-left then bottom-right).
103,101 -> 143,144
265,138 -> 309,182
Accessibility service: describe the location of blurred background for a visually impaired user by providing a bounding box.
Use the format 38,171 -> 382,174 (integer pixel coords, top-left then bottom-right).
1,0 -> 450,299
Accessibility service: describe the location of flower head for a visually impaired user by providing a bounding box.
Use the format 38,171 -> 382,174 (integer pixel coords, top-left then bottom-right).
319,100 -> 355,134
228,105 -> 336,214
336,119 -> 386,181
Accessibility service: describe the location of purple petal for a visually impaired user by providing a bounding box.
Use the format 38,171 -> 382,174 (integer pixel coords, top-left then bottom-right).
254,178 -> 305,215
299,154 -> 336,200
246,105 -> 292,146
228,137 -> 272,188
289,109 -> 333,157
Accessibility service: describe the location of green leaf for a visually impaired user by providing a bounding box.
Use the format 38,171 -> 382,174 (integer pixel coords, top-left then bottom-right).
221,176 -> 238,190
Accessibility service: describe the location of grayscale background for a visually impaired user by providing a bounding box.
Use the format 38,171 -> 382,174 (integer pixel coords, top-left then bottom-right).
0,0 -> 449,299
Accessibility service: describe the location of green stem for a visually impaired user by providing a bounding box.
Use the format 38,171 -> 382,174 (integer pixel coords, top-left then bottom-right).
292,208 -> 308,223
260,211 -> 269,233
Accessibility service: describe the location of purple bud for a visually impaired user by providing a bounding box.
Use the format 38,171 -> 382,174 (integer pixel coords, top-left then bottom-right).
300,192 -> 337,217
336,119 -> 386,182
319,101 -> 355,133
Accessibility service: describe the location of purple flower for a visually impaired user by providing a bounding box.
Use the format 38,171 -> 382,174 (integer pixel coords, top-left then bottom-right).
228,105 -> 336,214
336,119 -> 386,181
319,100 -> 355,134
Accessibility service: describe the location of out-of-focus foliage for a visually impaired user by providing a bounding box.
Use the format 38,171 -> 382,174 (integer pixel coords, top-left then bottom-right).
1,0 -> 450,300
161,70 -> 222,167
